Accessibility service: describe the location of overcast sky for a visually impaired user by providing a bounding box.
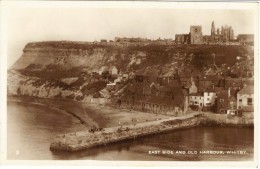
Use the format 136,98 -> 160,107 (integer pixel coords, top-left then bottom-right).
6,6 -> 256,68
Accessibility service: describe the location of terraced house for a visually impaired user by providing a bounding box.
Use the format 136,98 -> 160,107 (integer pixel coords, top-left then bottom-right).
118,80 -> 188,116
237,85 -> 254,114
216,88 -> 237,114
189,93 -> 204,110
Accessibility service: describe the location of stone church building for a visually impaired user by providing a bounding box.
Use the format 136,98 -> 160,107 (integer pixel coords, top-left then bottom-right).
175,25 -> 203,44
175,21 -> 235,44
210,21 -> 234,43
190,26 -> 203,44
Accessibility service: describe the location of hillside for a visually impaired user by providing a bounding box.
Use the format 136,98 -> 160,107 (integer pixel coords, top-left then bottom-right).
11,41 -> 253,78
8,41 -> 253,100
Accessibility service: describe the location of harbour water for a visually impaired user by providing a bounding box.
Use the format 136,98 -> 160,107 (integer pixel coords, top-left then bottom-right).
7,101 -> 254,161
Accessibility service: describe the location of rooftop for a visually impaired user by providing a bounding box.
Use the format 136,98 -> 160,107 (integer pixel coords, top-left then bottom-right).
238,85 -> 254,95
135,69 -> 159,77
189,93 -> 203,97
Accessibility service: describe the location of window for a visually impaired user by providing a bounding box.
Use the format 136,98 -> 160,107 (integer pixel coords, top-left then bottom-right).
195,97 -> 196,99
220,99 -> 224,103
208,93 -> 210,96
239,99 -> 242,102
248,98 -> 253,105
207,98 -> 210,101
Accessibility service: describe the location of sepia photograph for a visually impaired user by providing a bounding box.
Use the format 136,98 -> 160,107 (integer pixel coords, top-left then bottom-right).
0,1 -> 258,167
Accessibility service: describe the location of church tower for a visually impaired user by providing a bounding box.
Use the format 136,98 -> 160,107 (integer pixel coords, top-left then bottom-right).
211,21 -> 215,36
190,26 -> 203,44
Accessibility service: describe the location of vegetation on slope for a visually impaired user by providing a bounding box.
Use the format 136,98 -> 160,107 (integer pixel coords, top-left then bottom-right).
17,42 -> 253,79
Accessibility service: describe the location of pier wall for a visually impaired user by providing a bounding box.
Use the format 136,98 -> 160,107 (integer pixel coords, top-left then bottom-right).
203,113 -> 254,126
50,117 -> 203,151
50,113 -> 253,152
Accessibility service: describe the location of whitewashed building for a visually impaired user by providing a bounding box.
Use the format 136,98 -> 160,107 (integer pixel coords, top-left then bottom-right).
99,66 -> 118,76
109,66 -> 118,75
99,66 -> 109,75
203,91 -> 217,107
237,85 -> 254,112
189,94 -> 204,108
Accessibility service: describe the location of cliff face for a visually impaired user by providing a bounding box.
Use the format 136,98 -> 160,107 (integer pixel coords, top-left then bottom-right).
8,70 -> 83,100
8,41 -> 253,99
12,42 -> 116,70
12,41 -> 253,72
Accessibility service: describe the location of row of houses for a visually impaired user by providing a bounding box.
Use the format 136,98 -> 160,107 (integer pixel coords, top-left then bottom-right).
92,63 -> 253,88
88,66 -> 253,116
189,83 -> 253,115
133,68 -> 253,92
178,73 -> 253,115
98,37 -> 176,46
117,80 -> 188,116
115,73 -> 254,116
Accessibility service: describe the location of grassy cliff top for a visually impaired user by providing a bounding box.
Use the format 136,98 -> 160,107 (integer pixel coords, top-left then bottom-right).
24,41 -> 253,55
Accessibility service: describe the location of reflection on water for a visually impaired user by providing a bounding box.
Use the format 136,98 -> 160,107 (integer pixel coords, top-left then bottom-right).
7,101 -> 254,161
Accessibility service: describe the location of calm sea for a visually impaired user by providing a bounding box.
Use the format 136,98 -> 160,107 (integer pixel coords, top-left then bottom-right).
7,101 -> 254,161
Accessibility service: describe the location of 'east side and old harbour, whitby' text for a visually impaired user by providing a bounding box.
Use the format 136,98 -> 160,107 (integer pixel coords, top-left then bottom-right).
148,150 -> 247,155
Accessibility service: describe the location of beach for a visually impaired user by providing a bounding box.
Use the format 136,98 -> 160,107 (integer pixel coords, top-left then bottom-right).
82,103 -> 172,128
8,96 -> 172,129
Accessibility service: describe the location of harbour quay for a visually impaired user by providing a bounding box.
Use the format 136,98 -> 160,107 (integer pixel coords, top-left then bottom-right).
50,114 -> 204,152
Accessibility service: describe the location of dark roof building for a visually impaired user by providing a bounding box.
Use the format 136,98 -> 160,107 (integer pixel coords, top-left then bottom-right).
216,89 -> 237,114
